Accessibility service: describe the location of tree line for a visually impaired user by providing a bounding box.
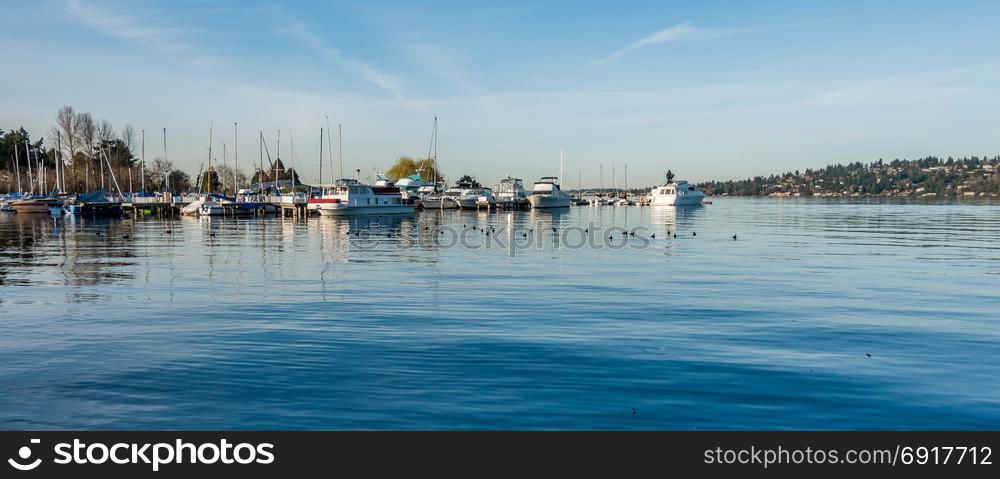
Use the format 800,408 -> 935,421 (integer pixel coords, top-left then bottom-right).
697,156 -> 1000,196
1,106 -> 196,194
1,106 -> 310,195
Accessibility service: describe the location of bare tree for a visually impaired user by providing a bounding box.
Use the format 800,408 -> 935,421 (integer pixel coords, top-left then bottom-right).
49,106 -> 79,190
98,119 -> 115,144
215,165 -> 247,195
77,113 -> 96,191
121,125 -> 136,154
149,158 -> 173,190
51,106 -> 78,162
95,119 -> 114,190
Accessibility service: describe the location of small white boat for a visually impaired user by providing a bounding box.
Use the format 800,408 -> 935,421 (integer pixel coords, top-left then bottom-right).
649,180 -> 705,206
423,180 -> 481,209
476,187 -> 496,208
180,195 -> 220,215
528,177 -> 571,208
198,202 -> 227,216
309,179 -> 413,216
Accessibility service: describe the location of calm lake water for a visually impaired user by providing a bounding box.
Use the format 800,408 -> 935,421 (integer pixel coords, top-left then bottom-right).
1,198 -> 998,430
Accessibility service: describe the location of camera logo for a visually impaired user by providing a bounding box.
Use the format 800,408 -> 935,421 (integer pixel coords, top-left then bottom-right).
8,438 -> 41,471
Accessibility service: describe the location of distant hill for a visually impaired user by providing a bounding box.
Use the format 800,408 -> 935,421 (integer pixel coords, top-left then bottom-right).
697,156 -> 1000,197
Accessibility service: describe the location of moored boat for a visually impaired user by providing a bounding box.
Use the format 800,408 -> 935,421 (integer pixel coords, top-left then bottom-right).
528,177 -> 571,208
310,179 -> 413,216
494,176 -> 528,209
649,179 -> 705,206
11,196 -> 65,214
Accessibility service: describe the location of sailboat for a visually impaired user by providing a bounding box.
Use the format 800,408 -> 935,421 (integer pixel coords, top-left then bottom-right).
413,116 -> 449,208
11,140 -> 67,214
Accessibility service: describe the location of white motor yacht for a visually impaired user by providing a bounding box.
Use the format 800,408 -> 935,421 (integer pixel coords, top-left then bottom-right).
649,180 -> 705,206
528,177 -> 571,208
494,176 -> 528,208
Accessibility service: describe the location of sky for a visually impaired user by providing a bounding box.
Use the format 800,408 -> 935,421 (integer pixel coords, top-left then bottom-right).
2,0 -> 1000,187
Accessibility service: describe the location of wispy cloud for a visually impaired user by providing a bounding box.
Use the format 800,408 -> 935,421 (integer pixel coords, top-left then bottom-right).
275,17 -> 405,101
587,22 -> 811,67
404,43 -> 478,94
64,0 -> 186,52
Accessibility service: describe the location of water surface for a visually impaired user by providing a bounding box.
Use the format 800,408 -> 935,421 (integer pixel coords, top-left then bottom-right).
1,198 -> 998,429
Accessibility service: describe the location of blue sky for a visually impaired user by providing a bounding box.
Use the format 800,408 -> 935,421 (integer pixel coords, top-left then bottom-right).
3,0 -> 1000,186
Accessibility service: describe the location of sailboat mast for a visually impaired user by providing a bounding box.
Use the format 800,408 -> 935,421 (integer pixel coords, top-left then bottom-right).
560,147 -> 564,187
259,130 -> 263,190
207,121 -> 214,193
325,115 -> 334,180
13,141 -> 20,193
338,124 -> 343,180
56,131 -> 62,193
25,141 -> 33,194
222,143 -> 227,193
234,122 -> 239,193
39,148 -> 45,194
433,117 -> 438,185
140,129 -> 145,193
319,127 -> 323,185
163,128 -> 170,192
275,129 -> 280,193
289,131 -> 296,194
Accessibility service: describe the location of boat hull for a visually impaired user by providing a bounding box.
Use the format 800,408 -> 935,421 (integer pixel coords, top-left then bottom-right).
11,200 -> 63,214
65,203 -> 122,216
317,205 -> 414,216
650,194 -> 704,206
453,197 -> 478,209
528,195 -> 571,208
199,205 -> 227,216
180,200 -> 206,215
419,197 -> 461,209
